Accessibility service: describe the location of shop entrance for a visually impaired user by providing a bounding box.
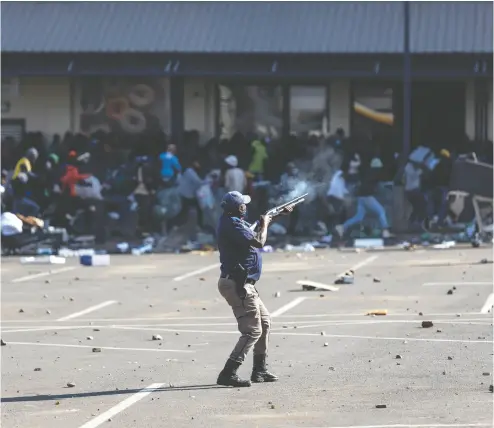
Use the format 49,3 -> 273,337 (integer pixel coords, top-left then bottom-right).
411,81 -> 466,153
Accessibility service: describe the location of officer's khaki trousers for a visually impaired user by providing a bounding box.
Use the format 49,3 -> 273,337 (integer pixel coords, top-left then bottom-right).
218,277 -> 271,363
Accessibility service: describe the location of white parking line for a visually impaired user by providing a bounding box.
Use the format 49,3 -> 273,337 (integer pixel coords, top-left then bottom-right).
271,297 -> 307,317
78,383 -> 164,428
112,327 -> 491,344
11,266 -> 77,283
423,281 -> 492,286
57,300 -> 117,321
480,293 -> 494,314
306,423 -> 493,428
173,263 -> 220,282
6,342 -> 195,353
336,255 -> 378,278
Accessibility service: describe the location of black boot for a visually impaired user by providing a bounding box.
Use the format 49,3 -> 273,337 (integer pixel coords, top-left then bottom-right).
217,359 -> 251,387
251,354 -> 279,383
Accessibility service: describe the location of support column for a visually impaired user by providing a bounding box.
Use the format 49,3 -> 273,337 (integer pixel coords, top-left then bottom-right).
170,76 -> 184,145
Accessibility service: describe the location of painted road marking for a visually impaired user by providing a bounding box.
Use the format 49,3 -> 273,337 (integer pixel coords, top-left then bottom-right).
11,266 -> 77,283
304,423 -> 493,428
423,281 -> 492,286
336,255 -> 379,278
6,342 -> 195,353
57,300 -> 117,321
108,326 -> 492,344
78,383 -> 164,428
271,297 -> 307,318
173,263 -> 220,282
2,311 -> 490,323
480,293 -> 494,314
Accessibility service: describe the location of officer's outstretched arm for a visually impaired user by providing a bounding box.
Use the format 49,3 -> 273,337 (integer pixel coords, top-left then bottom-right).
230,219 -> 267,249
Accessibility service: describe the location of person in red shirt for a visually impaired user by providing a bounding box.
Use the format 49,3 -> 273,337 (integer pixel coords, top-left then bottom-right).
60,151 -> 90,197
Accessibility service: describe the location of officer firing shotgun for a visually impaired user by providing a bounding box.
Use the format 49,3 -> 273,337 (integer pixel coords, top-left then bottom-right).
216,191 -> 306,387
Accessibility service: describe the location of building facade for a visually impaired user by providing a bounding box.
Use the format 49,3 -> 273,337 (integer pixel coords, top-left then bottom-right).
1,2 -> 493,154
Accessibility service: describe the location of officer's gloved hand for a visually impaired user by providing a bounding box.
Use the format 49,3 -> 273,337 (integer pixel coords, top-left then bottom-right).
280,204 -> 295,216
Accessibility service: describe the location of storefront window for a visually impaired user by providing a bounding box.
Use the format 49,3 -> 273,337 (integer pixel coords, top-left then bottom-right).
79,77 -> 171,136
290,86 -> 328,137
218,85 -> 283,140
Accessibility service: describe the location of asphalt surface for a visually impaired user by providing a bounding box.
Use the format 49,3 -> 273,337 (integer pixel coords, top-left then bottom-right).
1,247 -> 493,428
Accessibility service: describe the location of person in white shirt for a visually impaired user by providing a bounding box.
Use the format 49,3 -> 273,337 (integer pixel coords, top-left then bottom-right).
320,170 -> 348,242
224,155 -> 246,194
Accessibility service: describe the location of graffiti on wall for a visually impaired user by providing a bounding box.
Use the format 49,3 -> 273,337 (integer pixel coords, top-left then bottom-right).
79,77 -> 170,135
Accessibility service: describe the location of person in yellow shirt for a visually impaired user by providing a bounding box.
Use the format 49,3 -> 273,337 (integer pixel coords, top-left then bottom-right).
248,139 -> 268,179
12,148 -> 38,179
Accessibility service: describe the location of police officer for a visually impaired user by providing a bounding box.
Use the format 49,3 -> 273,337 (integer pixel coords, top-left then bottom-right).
216,191 -> 293,387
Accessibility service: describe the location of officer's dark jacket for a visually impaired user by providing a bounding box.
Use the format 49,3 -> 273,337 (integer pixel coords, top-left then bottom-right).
217,214 -> 262,281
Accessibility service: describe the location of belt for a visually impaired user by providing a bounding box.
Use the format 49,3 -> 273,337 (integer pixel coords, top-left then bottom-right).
220,273 -> 256,285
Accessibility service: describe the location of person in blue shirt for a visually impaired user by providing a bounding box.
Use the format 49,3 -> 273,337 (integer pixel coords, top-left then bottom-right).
216,191 -> 293,387
159,144 -> 181,185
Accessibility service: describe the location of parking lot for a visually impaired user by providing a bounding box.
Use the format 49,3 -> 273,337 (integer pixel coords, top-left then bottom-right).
1,247 -> 493,428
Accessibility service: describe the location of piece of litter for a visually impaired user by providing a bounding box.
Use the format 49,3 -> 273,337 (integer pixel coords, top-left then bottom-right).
366,309 -> 387,316
437,329 -> 442,333
373,278 -> 381,283
422,321 -> 434,328
483,372 -> 491,376
323,343 -> 329,347
152,335 -> 163,341
274,292 -> 281,298
92,348 -> 102,353
67,382 -> 76,388
46,310 -> 51,314
86,336 -> 93,340
34,368 -> 42,371
298,280 -> 339,292
19,309 -> 24,313
1,339 -> 6,346
395,355 -> 402,359
375,404 -> 387,409
447,289 -> 453,295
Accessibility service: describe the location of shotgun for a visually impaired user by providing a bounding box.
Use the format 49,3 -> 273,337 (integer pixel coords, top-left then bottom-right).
249,193 -> 308,231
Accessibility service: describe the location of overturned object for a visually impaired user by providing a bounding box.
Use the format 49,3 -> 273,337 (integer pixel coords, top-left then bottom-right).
335,270 -> 354,285
80,254 -> 110,266
297,280 -> 339,292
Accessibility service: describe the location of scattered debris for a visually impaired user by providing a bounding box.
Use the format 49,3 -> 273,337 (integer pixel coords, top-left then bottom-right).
43,294 -> 48,298
45,280 -> 50,284
34,368 -> 42,371
92,347 -> 102,353
274,292 -> 281,298
483,372 -> 491,376
1,339 -> 6,346
375,404 -> 387,409
456,314 -> 462,317
366,309 -> 387,316
20,256 -> 66,265
152,335 -> 163,341
93,328 -> 100,332
19,308 -> 24,313
199,277 -> 205,281
452,286 -> 457,290
323,343 -> 329,347
320,332 -> 325,336
448,356 -> 453,360
373,277 -> 381,283
490,385 -> 493,393
86,336 -> 94,341
442,371 -> 446,375
418,312 -> 423,316
480,259 -> 489,264
46,310 -> 51,315
422,321 -> 434,328
67,382 -> 76,388
270,404 -> 276,409
69,297 -> 74,302
395,355 -> 402,359
437,329 -> 442,333
432,241 -> 456,249
447,289 -> 454,295
298,280 -> 339,292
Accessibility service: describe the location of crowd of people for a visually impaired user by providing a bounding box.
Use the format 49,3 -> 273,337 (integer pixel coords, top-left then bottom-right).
1,128 -> 492,250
